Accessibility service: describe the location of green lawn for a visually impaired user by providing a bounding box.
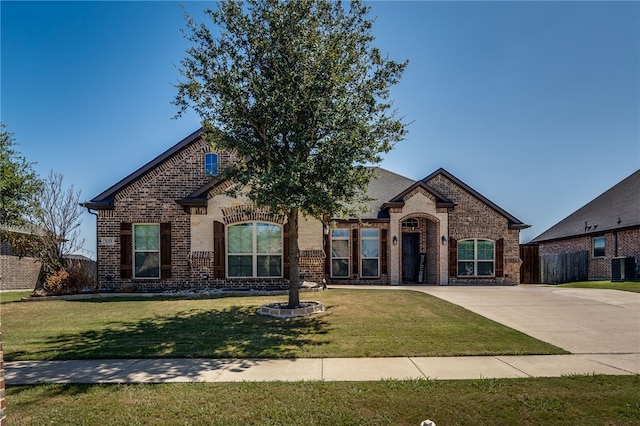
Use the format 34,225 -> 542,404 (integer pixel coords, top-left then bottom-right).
0,290 -> 32,304
557,281 -> 640,293
8,375 -> 640,425
2,289 -> 565,361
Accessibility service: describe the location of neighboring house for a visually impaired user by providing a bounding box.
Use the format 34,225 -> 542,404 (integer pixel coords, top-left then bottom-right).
82,129 -> 529,291
529,170 -> 640,281
0,224 -> 43,290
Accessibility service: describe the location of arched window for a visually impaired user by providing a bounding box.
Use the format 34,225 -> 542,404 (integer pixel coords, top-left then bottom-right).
205,153 -> 218,176
227,222 -> 282,277
402,218 -> 419,229
457,239 -> 494,277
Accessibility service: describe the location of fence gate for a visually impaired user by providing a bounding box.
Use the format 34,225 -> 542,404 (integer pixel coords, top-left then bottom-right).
540,251 -> 588,284
520,244 -> 540,284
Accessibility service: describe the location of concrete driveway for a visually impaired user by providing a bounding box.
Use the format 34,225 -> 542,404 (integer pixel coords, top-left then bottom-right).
416,285 -> 640,355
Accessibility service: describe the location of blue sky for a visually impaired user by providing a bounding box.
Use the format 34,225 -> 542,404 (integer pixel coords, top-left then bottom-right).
2,1 -> 639,259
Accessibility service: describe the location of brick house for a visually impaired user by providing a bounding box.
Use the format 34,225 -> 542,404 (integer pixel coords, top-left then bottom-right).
82,129 -> 529,291
529,170 -> 640,281
0,225 -> 43,290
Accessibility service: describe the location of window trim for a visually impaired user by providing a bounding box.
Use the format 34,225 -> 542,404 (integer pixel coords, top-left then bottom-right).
205,153 -> 218,176
226,221 -> 283,278
133,223 -> 161,279
457,239 -> 495,278
330,228 -> 350,278
360,228 -> 380,278
592,236 -> 606,258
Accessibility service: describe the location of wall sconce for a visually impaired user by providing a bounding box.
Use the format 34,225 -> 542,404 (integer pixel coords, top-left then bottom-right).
441,235 -> 447,245
392,236 -> 398,246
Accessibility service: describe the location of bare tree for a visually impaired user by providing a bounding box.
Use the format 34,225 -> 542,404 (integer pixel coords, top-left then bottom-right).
34,171 -> 84,271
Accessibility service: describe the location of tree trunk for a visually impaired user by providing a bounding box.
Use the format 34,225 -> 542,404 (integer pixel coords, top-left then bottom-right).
287,208 -> 300,308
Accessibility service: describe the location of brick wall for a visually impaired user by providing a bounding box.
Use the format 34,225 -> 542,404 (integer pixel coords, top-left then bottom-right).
96,135 -> 329,290
538,228 -> 640,280
96,137 -> 211,291
0,255 -> 41,290
426,174 -> 522,285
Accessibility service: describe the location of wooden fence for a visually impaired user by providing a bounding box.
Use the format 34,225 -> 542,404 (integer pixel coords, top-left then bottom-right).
520,244 -> 540,284
540,251 -> 588,284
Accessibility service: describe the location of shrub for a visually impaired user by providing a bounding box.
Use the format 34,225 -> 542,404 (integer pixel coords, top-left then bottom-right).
41,260 -> 94,295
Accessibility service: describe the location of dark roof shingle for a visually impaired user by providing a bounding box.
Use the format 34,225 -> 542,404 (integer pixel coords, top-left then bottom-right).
530,169 -> 640,243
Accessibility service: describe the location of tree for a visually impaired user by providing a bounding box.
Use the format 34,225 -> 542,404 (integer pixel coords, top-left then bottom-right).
34,171 -> 85,273
175,0 -> 408,307
0,124 -> 43,227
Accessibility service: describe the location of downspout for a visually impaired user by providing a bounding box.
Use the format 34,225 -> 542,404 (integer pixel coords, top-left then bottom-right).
87,208 -> 99,288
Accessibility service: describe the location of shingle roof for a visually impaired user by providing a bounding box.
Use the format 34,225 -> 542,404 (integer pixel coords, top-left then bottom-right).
357,167 -> 417,219
530,169 -> 640,243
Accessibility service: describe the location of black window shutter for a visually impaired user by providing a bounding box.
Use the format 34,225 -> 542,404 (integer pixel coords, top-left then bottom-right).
351,229 -> 359,277
160,223 -> 172,279
380,228 -> 388,275
213,221 -> 225,279
283,222 -> 290,280
448,238 -> 457,277
495,238 -> 504,278
120,222 -> 132,279
324,230 -> 330,279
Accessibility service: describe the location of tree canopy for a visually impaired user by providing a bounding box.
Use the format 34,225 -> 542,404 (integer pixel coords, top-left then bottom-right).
175,0 -> 408,306
0,124 -> 43,227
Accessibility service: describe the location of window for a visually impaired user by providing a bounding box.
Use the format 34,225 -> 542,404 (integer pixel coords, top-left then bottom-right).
133,224 -> 160,278
331,229 -> 350,277
227,222 -> 282,277
205,153 -> 218,176
361,229 -> 379,277
402,218 -> 419,229
457,239 -> 494,277
593,236 -> 605,258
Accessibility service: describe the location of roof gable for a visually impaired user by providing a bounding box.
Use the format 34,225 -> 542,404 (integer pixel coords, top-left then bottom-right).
423,168 -> 529,230
83,129 -> 204,208
530,169 -> 640,243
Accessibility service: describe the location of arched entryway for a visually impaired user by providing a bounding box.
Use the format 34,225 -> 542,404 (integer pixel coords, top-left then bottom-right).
399,215 -> 440,284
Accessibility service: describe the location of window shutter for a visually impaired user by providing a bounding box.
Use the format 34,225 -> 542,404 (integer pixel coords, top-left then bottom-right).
213,221 -> 225,279
380,228 -> 388,275
160,223 -> 172,279
283,222 -> 290,280
448,238 -> 457,277
495,238 -> 504,278
351,229 -> 359,277
120,222 -> 132,279
324,231 -> 330,279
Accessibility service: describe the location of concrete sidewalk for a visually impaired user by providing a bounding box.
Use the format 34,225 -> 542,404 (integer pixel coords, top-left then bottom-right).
5,354 -> 639,385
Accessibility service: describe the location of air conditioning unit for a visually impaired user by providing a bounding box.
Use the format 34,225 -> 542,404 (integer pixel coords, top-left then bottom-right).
611,257 -> 636,282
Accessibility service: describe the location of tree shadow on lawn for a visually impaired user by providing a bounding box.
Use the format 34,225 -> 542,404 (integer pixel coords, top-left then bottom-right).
29,304 -> 330,361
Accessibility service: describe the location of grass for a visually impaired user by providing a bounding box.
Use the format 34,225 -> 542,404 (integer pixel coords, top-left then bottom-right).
2,289 -> 565,361
557,280 -> 640,293
7,375 -> 640,425
0,290 -> 32,304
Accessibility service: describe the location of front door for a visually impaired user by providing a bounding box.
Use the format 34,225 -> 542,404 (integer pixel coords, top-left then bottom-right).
402,233 -> 420,283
